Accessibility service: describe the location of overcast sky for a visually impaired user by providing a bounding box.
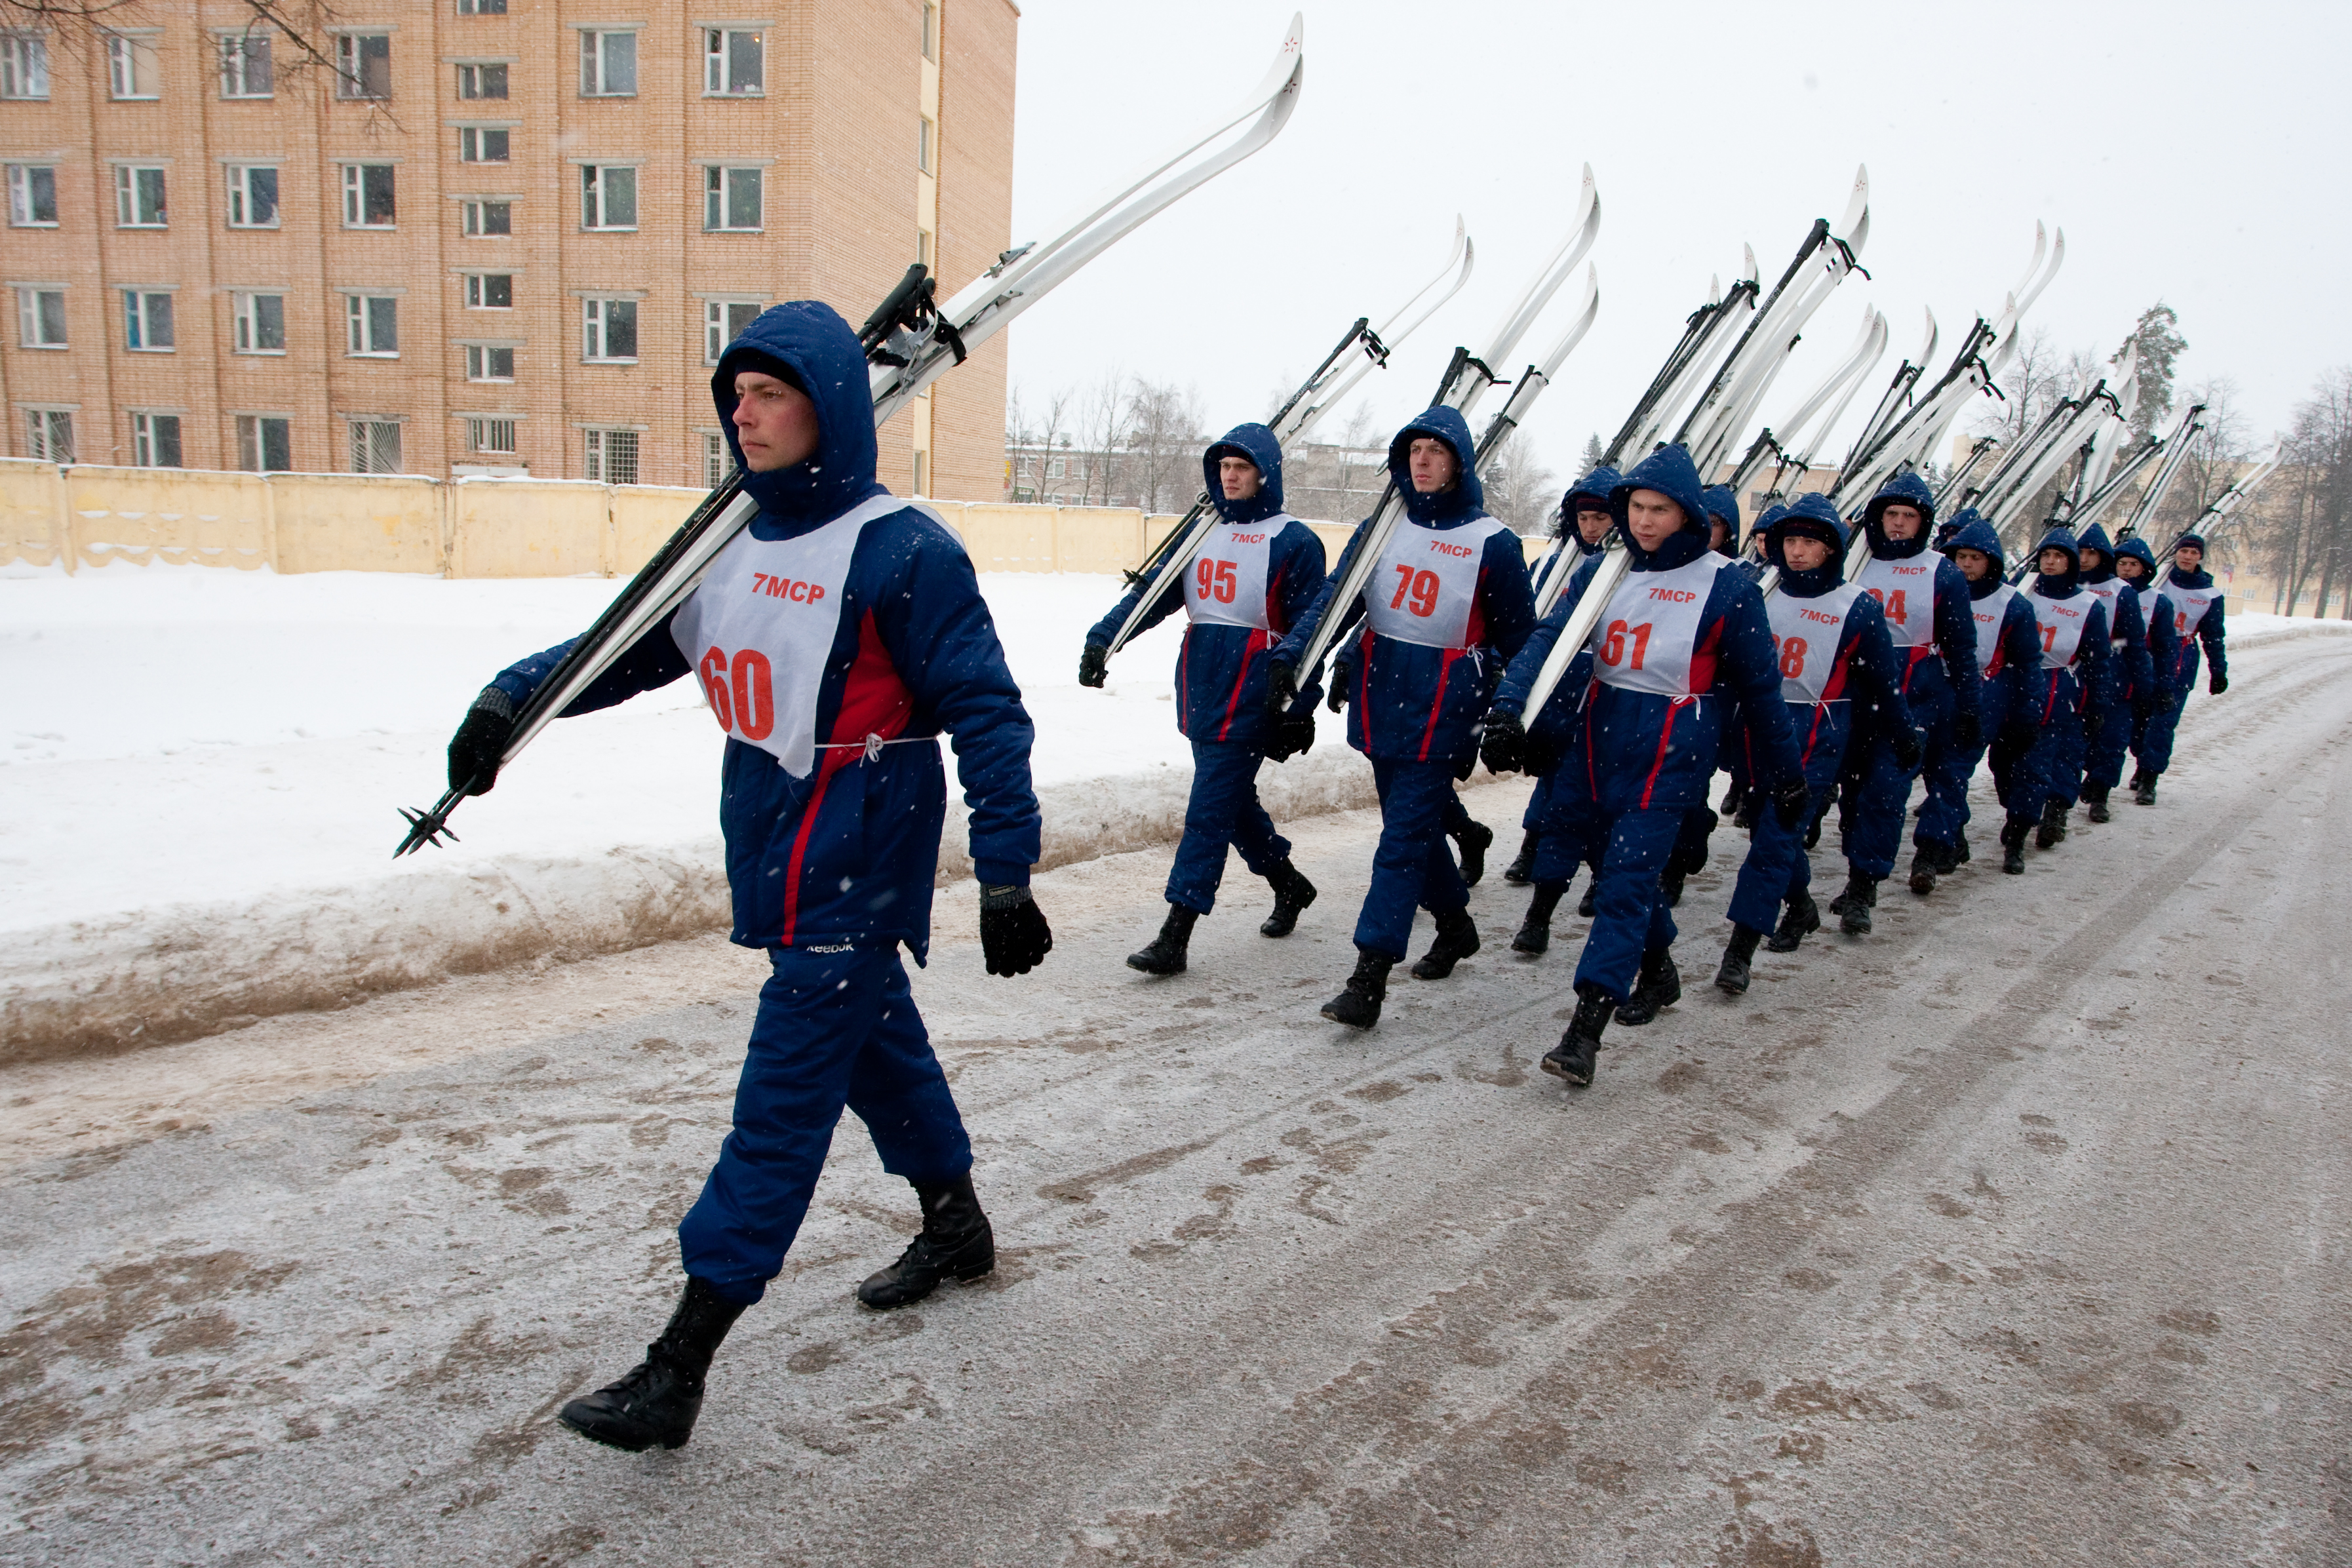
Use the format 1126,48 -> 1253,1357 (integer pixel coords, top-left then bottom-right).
1000,0 -> 2352,496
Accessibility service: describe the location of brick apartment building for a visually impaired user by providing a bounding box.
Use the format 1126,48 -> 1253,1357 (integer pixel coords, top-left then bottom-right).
0,0 -> 1013,498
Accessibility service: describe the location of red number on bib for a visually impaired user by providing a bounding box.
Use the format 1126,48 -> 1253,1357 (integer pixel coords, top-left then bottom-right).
1196,559 -> 1215,600
1885,589 -> 1908,626
1778,636 -> 1809,678
2041,624 -> 2058,652
1214,559 -> 1238,602
697,647 -> 734,730
1390,564 -> 1416,609
1391,565 -> 1439,617
1628,621 -> 1652,670
732,649 -> 774,740
1601,619 -> 1626,665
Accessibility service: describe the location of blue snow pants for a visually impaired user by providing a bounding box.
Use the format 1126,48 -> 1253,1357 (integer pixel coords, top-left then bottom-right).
2084,690 -> 2136,792
1725,720 -> 1846,933
679,945 -> 971,1304
1522,770 -> 1556,831
1529,770 -> 1599,885
2136,686 -> 2189,776
1850,656 -> 1954,875
1166,740 -> 1287,914
1571,806 -> 1683,1003
1354,757 -> 1471,961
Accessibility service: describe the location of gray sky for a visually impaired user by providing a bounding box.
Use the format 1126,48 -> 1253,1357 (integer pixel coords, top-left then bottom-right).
1003,0 -> 2352,494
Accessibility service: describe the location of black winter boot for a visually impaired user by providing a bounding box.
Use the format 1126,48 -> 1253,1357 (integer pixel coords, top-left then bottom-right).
1321,947 -> 1394,1029
2083,783 -> 2111,823
2001,817 -> 2029,874
2037,797 -> 2068,850
1735,789 -> 1764,833
1259,859 -> 1316,937
1542,985 -> 1614,1086
1660,866 -> 1687,909
1577,881 -> 1597,918
1767,890 -> 1821,953
1831,869 -> 1879,936
1452,817 -> 1494,887
559,1277 -> 748,1452
2134,771 -> 2158,806
1615,946 -> 1682,1027
1411,907 -> 1481,979
857,1175 -> 996,1308
1513,880 -> 1568,955
1126,903 -> 1199,975
1908,845 -> 1939,896
1715,925 -> 1763,995
1721,779 -> 1748,819
1502,829 -> 1541,885
1950,832 -> 1971,869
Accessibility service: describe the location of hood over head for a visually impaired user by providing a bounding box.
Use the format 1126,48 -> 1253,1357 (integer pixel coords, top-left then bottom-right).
1387,406 -> 1487,525
1611,444 -> 1712,571
2113,535 -> 2159,578
1559,463 -> 1622,552
712,300 -> 887,525
1941,509 -> 2009,600
2031,524 -> 2082,597
2075,520 -> 2116,582
1701,483 -> 1741,557
1764,492 -> 1851,596
1860,471 -> 1938,559
1203,422 -> 1285,524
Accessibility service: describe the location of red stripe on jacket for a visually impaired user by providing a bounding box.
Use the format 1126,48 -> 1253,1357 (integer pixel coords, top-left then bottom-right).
781,610 -> 914,945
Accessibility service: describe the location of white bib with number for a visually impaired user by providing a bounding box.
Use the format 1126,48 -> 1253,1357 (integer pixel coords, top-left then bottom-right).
1767,583 -> 1858,705
2035,590 -> 2092,672
1852,553 -> 1938,647
1972,583 -> 2018,675
1184,516 -> 1285,631
2165,580 -> 2218,641
1363,515 -> 1510,650
2082,576 -> 2125,643
1590,553 -> 1729,696
670,492 -> 909,778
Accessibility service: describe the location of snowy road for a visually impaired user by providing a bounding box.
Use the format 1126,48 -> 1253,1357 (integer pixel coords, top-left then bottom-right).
5,631 -> 2349,1566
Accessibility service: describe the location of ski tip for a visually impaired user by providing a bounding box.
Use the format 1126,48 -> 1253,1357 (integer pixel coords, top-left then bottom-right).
1282,10 -> 1304,56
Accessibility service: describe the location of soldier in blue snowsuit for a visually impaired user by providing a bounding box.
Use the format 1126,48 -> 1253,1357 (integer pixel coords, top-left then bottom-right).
2108,535 -> 2180,799
2132,531 -> 2229,806
1271,406 -> 1537,1029
1657,483 -> 1752,910
2071,522 -> 2155,822
1839,473 -> 1984,922
1942,511 -> 2044,874
1713,494 -> 1913,992
1482,445 -> 1802,1088
440,302 -> 1053,1454
2016,525 -> 2114,853
1079,423 -> 1328,974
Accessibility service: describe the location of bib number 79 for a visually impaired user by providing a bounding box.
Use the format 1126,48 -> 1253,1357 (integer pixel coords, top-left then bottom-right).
697,645 -> 775,741
1600,618 -> 1653,670
1390,564 -> 1440,618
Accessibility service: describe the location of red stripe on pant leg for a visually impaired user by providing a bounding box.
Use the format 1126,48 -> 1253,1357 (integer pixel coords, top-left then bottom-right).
1417,648 -> 1460,762
1638,700 -> 1684,810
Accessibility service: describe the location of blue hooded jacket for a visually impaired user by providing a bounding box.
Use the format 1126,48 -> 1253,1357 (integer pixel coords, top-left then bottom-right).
2026,524 -> 2113,721
1701,484 -> 1740,557
1493,444 -> 1799,811
1085,421 -> 1328,744
2112,535 -> 2182,686
1854,471 -> 1982,724
1280,406 -> 1537,763
1942,509 -> 2041,737
2156,547 -> 2228,692
1761,493 -> 1911,779
1530,463 -> 1621,602
490,300 -> 1042,956
2074,522 -> 2153,701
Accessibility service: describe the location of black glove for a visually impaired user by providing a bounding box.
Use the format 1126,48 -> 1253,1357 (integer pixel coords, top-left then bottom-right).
979,884 -> 1052,976
1264,659 -> 1300,721
1480,710 -> 1527,775
1997,722 -> 2037,758
1773,775 -> 1811,827
448,686 -> 518,796
1890,724 -> 1923,772
1078,643 -> 1108,688
1263,711 -> 1316,762
1951,707 -> 1982,753
2209,671 -> 2228,696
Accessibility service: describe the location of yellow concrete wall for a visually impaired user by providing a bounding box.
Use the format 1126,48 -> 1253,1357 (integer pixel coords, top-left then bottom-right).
0,462 -> 1550,579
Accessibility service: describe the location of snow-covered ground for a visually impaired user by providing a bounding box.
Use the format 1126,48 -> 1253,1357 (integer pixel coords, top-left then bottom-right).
0,562 -> 1377,1058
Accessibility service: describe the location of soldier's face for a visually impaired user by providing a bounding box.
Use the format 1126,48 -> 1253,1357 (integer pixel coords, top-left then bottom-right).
733,372 -> 821,472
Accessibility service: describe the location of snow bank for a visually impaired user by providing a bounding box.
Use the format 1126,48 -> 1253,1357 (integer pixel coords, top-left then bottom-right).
0,565 -> 1374,1063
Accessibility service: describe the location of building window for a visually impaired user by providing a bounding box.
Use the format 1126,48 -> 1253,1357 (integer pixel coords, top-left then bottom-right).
15,287 -> 66,347
114,165 -> 168,227
467,417 -> 517,455
225,165 -> 279,227
349,420 -> 402,473
131,412 -> 182,468
462,343 -> 515,382
703,166 -> 761,231
918,115 -> 933,174
922,1 -> 936,61
703,29 -> 761,95
26,409 -> 73,463
580,165 -> 636,229
458,125 -> 510,163
342,163 -> 396,227
336,32 -> 392,100
581,298 -> 637,362
463,272 -> 513,307
703,430 -> 728,488
233,292 -> 285,353
456,0 -> 505,14
220,32 -> 273,97
0,33 -> 49,100
123,290 -> 174,351
107,33 -> 161,100
461,199 -> 511,236
7,164 -> 57,226
583,427 -> 638,484
704,299 -> 758,364
237,414 -> 290,471
456,62 -> 506,99
579,29 -> 636,96
345,294 -> 399,356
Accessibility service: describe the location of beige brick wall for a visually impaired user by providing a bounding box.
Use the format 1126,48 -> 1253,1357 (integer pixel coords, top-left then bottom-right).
0,0 -> 1012,492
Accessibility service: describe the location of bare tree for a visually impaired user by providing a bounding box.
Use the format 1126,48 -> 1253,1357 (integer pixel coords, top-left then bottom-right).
1123,377 -> 1207,514
1478,425 -> 1558,534
1070,370 -> 1132,507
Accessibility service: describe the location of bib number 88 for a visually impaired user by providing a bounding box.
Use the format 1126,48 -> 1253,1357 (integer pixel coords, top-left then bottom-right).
697,646 -> 775,740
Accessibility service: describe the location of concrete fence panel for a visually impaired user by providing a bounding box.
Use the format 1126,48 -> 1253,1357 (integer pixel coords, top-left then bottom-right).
448,479 -> 612,579
955,502 -> 1060,572
0,458 -> 68,570
610,483 -> 713,576
63,464 -> 273,570
269,472 -> 446,576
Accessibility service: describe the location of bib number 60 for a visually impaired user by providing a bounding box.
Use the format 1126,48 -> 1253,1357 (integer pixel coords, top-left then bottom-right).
697,646 -> 775,740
